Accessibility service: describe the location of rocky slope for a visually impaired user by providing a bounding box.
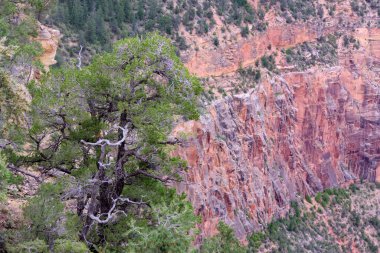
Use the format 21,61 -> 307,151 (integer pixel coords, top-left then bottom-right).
173,0 -> 380,242
256,183 -> 380,253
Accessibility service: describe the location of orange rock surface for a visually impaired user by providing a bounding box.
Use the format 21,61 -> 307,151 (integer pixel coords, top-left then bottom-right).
34,24 -> 60,71
185,21 -> 339,77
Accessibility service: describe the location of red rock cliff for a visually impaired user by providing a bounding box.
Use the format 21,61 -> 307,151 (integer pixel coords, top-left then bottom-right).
174,8 -> 380,241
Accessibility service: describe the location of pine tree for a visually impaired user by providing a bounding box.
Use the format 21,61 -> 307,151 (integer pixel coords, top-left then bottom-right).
85,14 -> 97,43
137,0 -> 145,20
70,0 -> 84,28
95,12 -> 108,44
8,33 -> 201,251
124,0 -> 133,23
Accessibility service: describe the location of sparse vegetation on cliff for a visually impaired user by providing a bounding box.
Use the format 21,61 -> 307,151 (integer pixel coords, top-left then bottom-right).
247,183 -> 379,253
260,54 -> 277,72
283,35 -> 338,70
350,0 -> 380,19
261,0 -> 322,23
343,34 -> 360,49
161,183 -> 380,253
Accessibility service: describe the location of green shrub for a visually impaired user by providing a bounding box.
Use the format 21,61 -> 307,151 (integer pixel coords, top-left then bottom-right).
23,183 -> 64,244
248,232 -> 265,252
368,217 -> 380,231
54,240 -> 89,253
213,37 -> 219,47
200,222 -> 246,253
351,211 -> 360,227
315,192 -> 330,207
260,54 -> 276,71
241,26 -> 249,37
0,153 -> 11,202
349,184 -> 359,193
10,239 -> 48,253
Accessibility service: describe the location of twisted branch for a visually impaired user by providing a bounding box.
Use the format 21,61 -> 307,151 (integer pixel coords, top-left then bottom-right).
81,126 -> 128,147
89,197 -> 146,224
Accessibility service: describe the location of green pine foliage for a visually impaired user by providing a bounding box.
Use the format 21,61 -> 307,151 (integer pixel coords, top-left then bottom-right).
305,195 -> 312,203
0,152 -> 22,202
22,183 -> 65,245
0,1 -> 40,44
30,0 -> 57,21
8,239 -> 49,253
53,240 -> 89,253
248,232 -> 265,253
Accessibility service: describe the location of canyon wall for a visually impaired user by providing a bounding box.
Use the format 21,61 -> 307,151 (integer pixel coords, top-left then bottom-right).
175,9 -> 380,241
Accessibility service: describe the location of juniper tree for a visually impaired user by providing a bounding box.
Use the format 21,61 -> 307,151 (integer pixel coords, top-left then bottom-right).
7,33 -> 201,250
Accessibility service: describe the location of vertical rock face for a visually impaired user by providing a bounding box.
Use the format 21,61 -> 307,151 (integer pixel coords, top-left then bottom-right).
175,26 -> 380,241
